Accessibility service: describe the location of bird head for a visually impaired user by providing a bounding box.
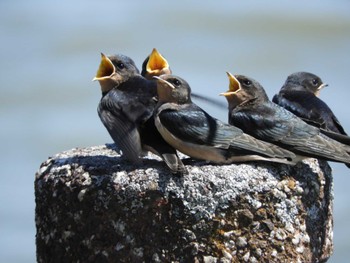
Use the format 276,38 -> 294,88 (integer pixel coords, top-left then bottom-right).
93,53 -> 139,93
283,72 -> 328,97
220,72 -> 269,110
153,74 -> 191,104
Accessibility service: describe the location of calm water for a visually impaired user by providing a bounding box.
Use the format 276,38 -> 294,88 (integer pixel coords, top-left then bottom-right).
1,1 -> 350,262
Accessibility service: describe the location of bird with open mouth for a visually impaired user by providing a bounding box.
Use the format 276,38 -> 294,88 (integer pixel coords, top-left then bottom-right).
221,72 -> 350,168
93,53 -> 186,174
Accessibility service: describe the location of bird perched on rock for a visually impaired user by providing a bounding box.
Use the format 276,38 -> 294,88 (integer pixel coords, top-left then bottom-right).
93,53 -> 186,174
221,72 -> 350,167
153,74 -> 297,165
142,48 -> 227,109
272,72 -> 350,144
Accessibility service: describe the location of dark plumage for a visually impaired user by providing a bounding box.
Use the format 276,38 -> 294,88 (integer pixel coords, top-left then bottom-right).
221,72 -> 350,167
272,72 -> 350,144
93,53 -> 186,174
154,74 -> 297,165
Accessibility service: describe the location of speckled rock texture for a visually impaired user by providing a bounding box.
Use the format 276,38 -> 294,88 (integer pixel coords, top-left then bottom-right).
35,144 -> 333,263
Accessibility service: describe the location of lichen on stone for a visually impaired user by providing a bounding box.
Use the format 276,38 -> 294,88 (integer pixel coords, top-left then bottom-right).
35,144 -> 333,262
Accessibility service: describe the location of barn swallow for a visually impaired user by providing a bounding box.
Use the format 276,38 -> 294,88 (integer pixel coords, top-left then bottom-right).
221,72 -> 350,167
153,74 -> 297,165
93,53 -> 186,174
272,72 -> 350,144
141,48 -> 227,110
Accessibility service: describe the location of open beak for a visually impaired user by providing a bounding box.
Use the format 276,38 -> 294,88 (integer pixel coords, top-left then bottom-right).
147,48 -> 169,73
92,53 -> 115,81
219,72 -> 241,96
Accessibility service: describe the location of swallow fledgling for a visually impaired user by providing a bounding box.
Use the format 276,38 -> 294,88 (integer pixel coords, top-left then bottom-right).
272,72 -> 350,144
142,48 -> 227,110
153,74 -> 297,165
93,53 -> 186,174
221,72 -> 350,167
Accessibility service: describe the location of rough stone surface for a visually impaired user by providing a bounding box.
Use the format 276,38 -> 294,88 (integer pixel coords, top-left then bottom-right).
35,144 -> 333,262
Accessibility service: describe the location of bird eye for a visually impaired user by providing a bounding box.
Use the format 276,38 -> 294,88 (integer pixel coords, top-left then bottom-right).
243,79 -> 251,86
312,79 -> 319,86
173,79 -> 181,86
116,62 -> 125,69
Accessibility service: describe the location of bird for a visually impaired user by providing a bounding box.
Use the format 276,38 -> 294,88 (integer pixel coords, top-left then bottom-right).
153,74 -> 297,165
272,71 -> 350,144
93,53 -> 186,174
220,72 -> 350,167
142,48 -> 227,110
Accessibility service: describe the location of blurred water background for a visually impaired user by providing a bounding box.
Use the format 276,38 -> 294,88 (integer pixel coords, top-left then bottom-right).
1,0 -> 350,262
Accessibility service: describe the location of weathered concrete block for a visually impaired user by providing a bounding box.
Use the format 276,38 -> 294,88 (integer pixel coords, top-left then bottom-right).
35,144 -> 333,262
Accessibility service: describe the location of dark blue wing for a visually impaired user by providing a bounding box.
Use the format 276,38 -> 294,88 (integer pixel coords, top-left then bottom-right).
230,102 -> 319,143
158,103 -> 240,147
273,91 -> 347,135
98,89 -> 145,163
230,101 -> 350,160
